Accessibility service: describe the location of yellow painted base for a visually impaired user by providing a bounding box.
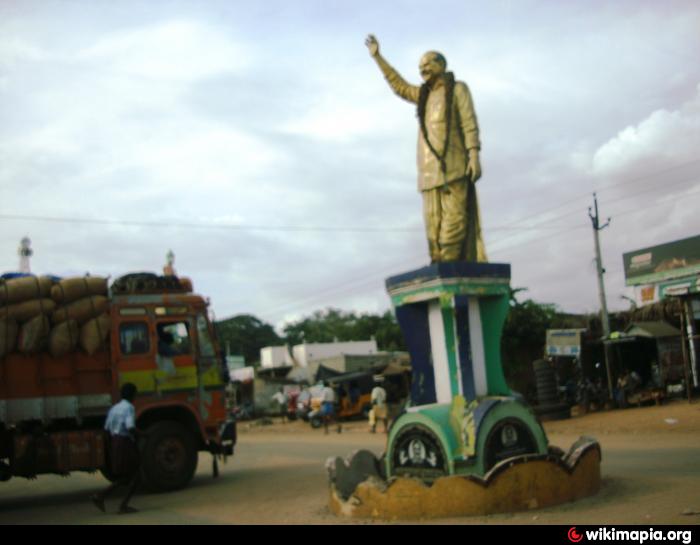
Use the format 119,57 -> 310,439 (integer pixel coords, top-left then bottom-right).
330,439 -> 601,520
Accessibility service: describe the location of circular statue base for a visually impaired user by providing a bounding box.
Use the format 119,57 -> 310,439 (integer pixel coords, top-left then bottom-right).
327,437 -> 601,520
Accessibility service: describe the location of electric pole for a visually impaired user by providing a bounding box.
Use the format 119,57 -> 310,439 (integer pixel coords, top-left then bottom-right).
589,194 -> 611,336
589,193 -> 613,399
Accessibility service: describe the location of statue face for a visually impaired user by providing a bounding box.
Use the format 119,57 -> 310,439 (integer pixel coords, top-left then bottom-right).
419,52 -> 446,84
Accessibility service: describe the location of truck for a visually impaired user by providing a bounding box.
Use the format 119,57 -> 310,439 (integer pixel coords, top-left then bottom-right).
0,272 -> 236,492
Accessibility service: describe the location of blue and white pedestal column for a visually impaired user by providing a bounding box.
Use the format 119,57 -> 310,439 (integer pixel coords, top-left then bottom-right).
385,262 -> 548,479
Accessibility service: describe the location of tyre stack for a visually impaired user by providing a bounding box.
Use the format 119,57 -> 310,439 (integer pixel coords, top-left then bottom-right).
533,359 -> 570,421
0,275 -> 110,357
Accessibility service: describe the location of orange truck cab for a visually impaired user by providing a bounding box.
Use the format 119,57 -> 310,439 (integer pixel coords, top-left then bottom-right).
0,273 -> 235,492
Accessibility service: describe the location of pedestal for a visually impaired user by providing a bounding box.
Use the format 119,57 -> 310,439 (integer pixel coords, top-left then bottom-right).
326,262 -> 602,518
386,262 -> 512,406
385,262 -> 548,479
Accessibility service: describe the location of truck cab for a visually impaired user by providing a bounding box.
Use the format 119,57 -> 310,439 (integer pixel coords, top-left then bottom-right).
110,291 -> 235,491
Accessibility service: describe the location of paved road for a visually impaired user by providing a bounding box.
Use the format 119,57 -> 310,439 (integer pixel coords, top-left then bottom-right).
0,405 -> 699,524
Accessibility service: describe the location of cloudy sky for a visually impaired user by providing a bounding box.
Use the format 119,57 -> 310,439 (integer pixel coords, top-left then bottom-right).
1,0 -> 699,332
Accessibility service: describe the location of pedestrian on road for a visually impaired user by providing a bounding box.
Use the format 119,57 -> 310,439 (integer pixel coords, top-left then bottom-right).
92,382 -> 142,515
369,376 -> 388,434
271,387 -> 288,423
320,381 -> 342,435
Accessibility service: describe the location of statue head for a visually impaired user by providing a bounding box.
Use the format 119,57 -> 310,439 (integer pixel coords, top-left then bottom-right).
419,51 -> 447,84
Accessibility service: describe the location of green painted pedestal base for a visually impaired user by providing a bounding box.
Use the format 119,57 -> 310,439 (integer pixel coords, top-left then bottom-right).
386,395 -> 548,479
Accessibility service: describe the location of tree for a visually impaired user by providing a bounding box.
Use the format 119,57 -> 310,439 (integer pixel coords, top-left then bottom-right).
215,314 -> 281,366
282,308 -> 405,351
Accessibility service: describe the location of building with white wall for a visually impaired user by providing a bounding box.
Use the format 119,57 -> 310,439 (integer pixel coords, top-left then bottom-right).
260,340 -> 379,369
291,340 -> 378,368
260,346 -> 294,369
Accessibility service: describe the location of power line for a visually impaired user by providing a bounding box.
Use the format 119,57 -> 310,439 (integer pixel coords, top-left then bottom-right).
0,212 -> 613,233
2,159 -> 698,235
0,214 -> 421,233
483,158 -> 700,234
611,184 -> 700,219
257,223 -> 590,321
4,160 -> 698,322
257,188 -> 700,321
483,175 -> 698,250
491,183 -> 700,254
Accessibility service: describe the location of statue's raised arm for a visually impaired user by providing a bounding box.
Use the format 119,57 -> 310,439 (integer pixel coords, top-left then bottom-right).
365,35 -> 420,104
365,36 -> 487,263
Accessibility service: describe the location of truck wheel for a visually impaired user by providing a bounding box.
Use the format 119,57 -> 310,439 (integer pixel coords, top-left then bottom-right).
141,421 -> 198,492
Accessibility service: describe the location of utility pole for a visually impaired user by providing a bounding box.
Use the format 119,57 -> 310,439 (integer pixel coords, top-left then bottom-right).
589,194 -> 614,399
589,194 -> 611,336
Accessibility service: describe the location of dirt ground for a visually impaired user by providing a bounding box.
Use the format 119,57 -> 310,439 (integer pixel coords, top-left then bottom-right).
0,399 -> 699,525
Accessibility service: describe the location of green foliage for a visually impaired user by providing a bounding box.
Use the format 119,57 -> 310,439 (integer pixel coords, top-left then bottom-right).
282,308 -> 405,352
214,314 -> 281,366
214,309 -> 405,367
503,289 -> 565,372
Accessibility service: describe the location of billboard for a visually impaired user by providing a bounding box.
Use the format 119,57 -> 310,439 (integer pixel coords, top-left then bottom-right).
623,234 -> 700,286
546,329 -> 585,357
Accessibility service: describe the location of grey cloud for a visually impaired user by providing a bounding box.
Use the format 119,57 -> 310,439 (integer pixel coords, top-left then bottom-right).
2,0 -> 700,329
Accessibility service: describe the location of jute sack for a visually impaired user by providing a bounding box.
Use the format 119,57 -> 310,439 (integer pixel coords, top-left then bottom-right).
52,296 -> 108,326
49,319 -> 80,358
18,314 -> 50,354
80,313 -> 111,355
0,276 -> 53,305
51,277 -> 108,305
0,299 -> 57,323
0,318 -> 18,358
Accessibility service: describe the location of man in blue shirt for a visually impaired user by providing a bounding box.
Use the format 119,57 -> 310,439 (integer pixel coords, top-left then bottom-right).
92,383 -> 141,515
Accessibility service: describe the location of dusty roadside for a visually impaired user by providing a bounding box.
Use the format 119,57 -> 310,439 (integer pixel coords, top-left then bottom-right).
234,399 -> 700,525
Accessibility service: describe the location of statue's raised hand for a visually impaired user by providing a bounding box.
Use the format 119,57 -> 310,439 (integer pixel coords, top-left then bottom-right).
365,34 -> 380,57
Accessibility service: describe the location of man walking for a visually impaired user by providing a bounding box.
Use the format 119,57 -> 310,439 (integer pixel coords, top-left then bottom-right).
92,382 -> 142,515
369,376 -> 388,434
320,381 -> 342,435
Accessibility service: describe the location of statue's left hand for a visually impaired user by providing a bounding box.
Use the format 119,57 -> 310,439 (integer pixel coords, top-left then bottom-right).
467,149 -> 482,182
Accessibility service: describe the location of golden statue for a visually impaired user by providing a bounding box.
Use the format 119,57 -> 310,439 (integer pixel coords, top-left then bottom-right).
366,35 -> 487,263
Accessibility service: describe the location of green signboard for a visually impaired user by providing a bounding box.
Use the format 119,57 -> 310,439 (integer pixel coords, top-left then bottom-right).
623,234 -> 700,286
659,276 -> 700,298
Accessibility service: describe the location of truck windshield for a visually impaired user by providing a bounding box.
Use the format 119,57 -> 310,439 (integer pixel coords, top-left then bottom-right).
196,314 -> 216,358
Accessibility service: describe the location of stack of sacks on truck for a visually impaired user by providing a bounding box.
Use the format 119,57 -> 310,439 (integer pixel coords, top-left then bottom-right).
0,275 -> 55,356
0,275 -> 110,358
51,277 -> 109,357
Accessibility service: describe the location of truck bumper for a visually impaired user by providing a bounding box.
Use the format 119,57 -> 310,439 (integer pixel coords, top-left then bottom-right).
210,419 -> 236,456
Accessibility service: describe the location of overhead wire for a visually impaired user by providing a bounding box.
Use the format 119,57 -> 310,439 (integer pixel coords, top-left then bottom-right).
1,159 -> 698,235
256,185 -> 700,321
2,159 -> 698,322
